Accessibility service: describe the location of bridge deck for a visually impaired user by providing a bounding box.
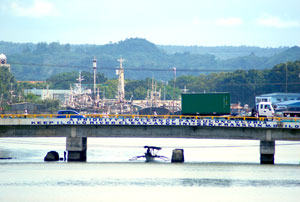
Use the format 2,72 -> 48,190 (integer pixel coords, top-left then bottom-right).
1,114 -> 300,141
0,114 -> 300,129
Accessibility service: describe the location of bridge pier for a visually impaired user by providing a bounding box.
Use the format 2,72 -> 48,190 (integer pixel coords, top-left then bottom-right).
260,140 -> 275,164
66,137 -> 87,162
171,149 -> 184,163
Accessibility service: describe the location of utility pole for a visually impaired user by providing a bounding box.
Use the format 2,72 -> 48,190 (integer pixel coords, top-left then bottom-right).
0,93 -> 3,110
285,63 -> 288,93
172,67 -> 176,114
93,56 -> 97,101
151,76 -> 154,107
182,85 -> 189,93
9,83 -> 15,103
164,84 -> 166,101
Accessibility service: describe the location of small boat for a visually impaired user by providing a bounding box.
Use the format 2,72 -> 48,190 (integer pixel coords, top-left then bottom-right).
130,146 -> 169,162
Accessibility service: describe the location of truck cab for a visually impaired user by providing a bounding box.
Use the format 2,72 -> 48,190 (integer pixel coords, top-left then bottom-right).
256,102 -> 275,117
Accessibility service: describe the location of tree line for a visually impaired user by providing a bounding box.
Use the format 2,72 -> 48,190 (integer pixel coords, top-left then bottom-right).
1,60 -> 300,111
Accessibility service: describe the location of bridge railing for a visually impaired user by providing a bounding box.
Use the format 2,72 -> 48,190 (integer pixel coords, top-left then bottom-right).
1,113 -> 300,122
0,114 -> 58,119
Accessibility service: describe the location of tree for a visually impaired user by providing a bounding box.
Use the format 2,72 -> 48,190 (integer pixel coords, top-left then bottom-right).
47,71 -> 107,90
23,92 -> 41,103
101,80 -> 118,99
0,68 -> 20,108
39,99 -> 60,112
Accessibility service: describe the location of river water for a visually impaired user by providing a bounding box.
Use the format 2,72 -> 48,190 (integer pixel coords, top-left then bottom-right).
1,138 -> 300,202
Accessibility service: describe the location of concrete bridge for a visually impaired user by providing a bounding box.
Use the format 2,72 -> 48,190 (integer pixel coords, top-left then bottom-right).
1,114 -> 300,164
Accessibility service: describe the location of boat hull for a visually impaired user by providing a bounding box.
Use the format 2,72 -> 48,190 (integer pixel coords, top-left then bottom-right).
145,154 -> 155,162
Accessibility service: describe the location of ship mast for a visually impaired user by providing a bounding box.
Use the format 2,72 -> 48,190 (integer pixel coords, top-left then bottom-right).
117,58 -> 125,103
116,58 -> 125,113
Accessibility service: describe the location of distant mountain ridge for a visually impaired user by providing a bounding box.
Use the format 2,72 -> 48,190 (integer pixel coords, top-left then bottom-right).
0,38 -> 299,81
158,44 -> 289,60
266,46 -> 300,66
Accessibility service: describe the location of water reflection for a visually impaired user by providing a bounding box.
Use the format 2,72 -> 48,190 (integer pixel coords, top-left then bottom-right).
1,161 -> 300,202
1,175 -> 300,188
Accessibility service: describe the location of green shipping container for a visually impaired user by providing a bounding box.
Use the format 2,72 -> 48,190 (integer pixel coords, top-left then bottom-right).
181,93 -> 230,115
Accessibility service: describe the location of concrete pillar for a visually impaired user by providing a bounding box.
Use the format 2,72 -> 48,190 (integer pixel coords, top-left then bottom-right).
66,137 -> 87,162
260,140 -> 275,164
171,149 -> 184,163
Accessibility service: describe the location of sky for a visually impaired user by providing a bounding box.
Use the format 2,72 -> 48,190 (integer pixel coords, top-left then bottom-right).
1,0 -> 300,47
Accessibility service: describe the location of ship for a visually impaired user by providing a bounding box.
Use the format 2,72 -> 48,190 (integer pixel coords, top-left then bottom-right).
61,58 -> 181,115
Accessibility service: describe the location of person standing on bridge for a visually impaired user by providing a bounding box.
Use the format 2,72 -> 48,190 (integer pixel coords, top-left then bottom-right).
251,107 -> 257,117
153,110 -> 157,118
24,108 -> 28,118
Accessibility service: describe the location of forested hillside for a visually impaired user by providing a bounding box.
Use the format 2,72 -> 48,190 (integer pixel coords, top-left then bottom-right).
0,38 -> 299,81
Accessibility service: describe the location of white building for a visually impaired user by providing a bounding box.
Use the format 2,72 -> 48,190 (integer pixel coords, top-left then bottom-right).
0,53 -> 11,72
255,93 -> 300,105
24,88 -> 70,102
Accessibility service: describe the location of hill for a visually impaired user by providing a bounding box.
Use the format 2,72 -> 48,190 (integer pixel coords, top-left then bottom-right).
0,38 -> 299,81
266,46 -> 300,66
158,45 -> 288,60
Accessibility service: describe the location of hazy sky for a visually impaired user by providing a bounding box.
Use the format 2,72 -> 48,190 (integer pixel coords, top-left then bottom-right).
1,0 -> 300,47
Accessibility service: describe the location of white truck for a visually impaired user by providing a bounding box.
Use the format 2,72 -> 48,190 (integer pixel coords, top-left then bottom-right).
255,102 -> 275,117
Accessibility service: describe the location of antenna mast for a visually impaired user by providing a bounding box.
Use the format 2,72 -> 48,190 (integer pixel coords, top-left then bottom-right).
76,71 -> 84,95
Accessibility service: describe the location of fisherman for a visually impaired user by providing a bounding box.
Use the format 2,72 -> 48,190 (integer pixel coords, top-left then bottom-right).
146,147 -> 153,157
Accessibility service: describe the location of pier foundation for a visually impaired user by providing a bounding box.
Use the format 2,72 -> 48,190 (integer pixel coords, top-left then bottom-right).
66,137 -> 87,161
171,149 -> 184,163
260,140 -> 275,164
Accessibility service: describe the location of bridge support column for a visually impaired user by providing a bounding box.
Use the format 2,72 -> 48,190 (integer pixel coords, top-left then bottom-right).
66,137 -> 87,162
260,140 -> 275,164
171,149 -> 184,163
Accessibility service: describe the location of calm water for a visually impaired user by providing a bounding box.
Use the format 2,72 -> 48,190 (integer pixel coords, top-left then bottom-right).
1,138 -> 300,202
